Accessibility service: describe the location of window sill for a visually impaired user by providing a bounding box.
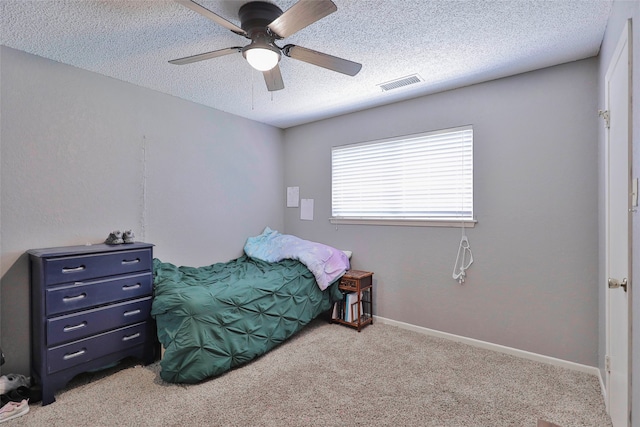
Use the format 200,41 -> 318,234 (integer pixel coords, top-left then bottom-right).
329,218 -> 477,228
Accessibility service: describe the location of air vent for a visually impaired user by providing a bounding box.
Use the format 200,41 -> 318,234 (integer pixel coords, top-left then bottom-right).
377,74 -> 423,92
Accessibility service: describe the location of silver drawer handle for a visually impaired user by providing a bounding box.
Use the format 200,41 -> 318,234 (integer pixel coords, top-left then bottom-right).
123,309 -> 141,317
122,283 -> 141,291
63,293 -> 87,302
62,265 -> 86,273
63,322 -> 87,332
121,258 -> 140,265
122,332 -> 140,342
63,349 -> 86,360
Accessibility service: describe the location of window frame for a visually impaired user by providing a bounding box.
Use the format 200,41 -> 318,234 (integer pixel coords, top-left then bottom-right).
330,125 -> 476,228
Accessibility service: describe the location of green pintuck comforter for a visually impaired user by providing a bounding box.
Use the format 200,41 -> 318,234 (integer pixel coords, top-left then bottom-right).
151,255 -> 341,383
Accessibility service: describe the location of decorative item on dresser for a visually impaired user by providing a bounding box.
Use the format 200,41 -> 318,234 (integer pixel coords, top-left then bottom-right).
331,269 -> 374,332
28,242 -> 156,405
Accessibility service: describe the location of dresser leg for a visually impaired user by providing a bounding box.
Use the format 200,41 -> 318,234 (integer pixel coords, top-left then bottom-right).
40,385 -> 56,406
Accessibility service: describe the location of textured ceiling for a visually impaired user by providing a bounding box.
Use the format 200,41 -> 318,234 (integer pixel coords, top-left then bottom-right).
1,0 -> 612,128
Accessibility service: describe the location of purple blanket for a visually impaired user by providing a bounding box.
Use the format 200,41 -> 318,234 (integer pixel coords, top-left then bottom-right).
244,227 -> 350,290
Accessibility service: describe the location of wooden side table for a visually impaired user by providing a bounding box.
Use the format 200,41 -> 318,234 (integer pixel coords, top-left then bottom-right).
332,270 -> 373,331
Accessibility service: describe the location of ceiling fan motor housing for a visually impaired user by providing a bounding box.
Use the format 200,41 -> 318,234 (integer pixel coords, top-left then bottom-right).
239,1 -> 283,66
238,1 -> 283,38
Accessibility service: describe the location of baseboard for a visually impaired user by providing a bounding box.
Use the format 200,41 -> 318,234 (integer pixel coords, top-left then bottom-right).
374,316 -> 601,377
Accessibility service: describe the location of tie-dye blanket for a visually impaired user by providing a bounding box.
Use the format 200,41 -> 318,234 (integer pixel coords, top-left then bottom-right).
244,227 -> 350,290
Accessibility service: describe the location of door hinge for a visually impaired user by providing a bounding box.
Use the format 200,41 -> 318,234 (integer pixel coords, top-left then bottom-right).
598,109 -> 610,129
605,355 -> 611,373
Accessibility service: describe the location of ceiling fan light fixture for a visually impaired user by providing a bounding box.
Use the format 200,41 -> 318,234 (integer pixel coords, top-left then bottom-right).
243,45 -> 281,71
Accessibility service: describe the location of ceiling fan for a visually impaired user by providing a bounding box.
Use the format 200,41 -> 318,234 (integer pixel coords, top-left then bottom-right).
170,0 -> 362,91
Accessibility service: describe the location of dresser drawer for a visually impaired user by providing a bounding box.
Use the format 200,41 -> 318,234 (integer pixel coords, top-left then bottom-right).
47,297 -> 152,346
46,272 -> 152,316
43,249 -> 152,285
47,322 -> 149,374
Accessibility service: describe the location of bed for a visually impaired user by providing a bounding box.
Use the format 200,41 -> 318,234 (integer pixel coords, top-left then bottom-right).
151,228 -> 350,383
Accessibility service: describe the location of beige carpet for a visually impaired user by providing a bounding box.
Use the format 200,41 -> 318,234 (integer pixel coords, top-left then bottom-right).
5,319 -> 612,426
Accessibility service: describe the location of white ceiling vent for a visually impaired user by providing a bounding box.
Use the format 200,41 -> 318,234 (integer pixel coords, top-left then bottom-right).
377,74 -> 423,92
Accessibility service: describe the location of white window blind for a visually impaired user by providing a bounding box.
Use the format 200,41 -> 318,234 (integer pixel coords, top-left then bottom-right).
331,126 -> 473,223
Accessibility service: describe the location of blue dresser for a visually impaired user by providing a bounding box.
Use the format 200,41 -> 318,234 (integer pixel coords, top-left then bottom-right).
28,242 -> 156,405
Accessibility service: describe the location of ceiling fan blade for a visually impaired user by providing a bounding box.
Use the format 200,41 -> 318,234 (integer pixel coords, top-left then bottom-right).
169,47 -> 242,65
175,0 -> 246,36
283,45 -> 362,76
268,0 -> 337,38
263,65 -> 285,91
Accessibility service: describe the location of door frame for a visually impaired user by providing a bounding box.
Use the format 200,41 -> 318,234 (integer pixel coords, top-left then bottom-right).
604,18 -> 632,427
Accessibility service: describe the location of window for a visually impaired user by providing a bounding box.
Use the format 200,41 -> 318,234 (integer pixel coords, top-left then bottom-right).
331,125 -> 474,227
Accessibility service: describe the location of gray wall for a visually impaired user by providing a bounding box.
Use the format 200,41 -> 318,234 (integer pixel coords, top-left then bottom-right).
283,58 -> 599,366
598,1 -> 640,423
0,46 -> 284,374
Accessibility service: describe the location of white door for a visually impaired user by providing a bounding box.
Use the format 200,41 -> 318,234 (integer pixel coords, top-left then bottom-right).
605,19 -> 632,427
